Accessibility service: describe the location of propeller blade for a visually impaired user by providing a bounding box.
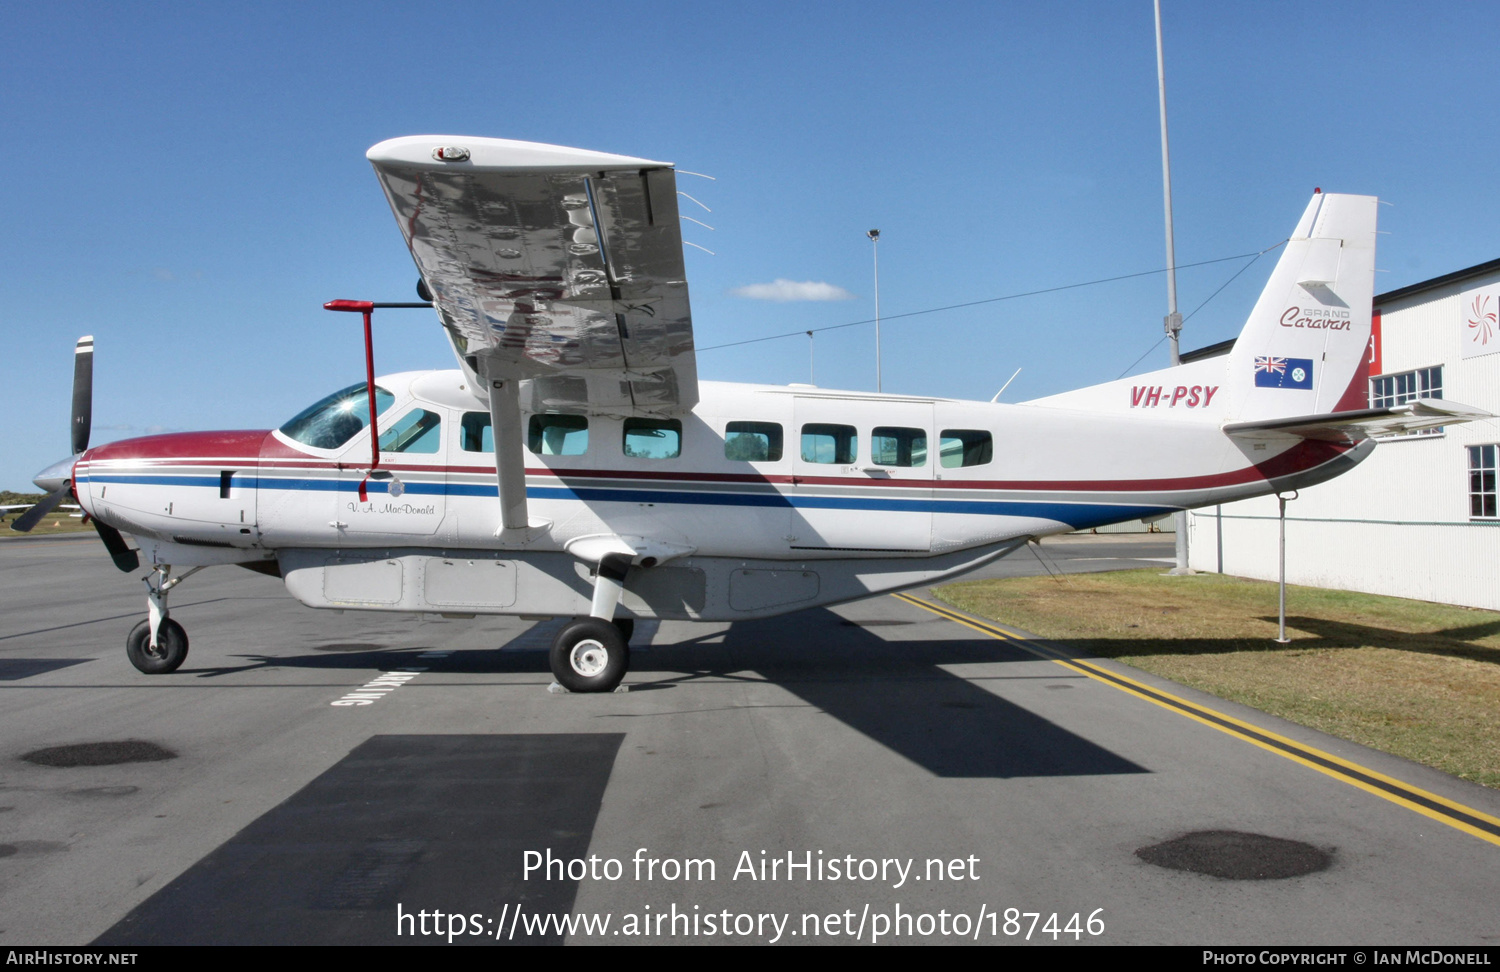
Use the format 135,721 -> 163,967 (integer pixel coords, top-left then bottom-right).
11,487 -> 68,533
93,521 -> 140,572
72,335 -> 93,455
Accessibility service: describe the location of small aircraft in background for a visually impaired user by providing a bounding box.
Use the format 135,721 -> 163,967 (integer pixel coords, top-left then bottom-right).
17,137 -> 1489,691
1,504 -> 79,524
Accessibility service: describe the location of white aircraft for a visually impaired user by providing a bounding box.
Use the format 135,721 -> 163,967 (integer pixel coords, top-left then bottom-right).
17,136 -> 1489,691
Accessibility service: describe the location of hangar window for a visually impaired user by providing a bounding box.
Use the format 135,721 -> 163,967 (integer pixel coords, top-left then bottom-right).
725,422 -> 782,462
1371,366 -> 1443,437
530,414 -> 590,456
378,409 -> 442,454
801,424 -> 857,464
623,418 -> 682,459
871,427 -> 927,467
939,429 -> 993,468
280,382 -> 395,450
1470,445 -> 1497,519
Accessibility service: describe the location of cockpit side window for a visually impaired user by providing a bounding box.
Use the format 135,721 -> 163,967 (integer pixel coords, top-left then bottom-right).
379,409 -> 442,454
280,383 -> 395,450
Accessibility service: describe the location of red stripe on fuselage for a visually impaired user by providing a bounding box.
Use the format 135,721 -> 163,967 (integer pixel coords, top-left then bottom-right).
84,430 -> 271,463
77,430 -> 1352,495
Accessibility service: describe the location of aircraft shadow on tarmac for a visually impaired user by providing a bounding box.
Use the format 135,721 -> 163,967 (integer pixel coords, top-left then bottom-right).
186,607 -> 1147,781
1039,615 -> 1500,667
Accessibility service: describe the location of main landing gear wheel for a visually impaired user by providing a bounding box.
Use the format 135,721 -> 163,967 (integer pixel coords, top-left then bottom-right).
126,618 -> 189,674
549,617 -> 629,693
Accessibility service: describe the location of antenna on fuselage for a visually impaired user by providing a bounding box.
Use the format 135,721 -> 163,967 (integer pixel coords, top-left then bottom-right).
991,368 -> 1022,402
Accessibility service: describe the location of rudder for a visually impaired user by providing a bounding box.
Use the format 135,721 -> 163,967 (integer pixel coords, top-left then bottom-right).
1224,191 -> 1378,423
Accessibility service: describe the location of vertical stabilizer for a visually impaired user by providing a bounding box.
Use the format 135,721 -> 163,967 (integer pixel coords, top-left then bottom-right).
1224,192 -> 1378,422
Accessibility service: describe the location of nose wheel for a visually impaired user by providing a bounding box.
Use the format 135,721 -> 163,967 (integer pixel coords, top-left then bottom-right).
126,618 -> 189,674
549,617 -> 629,693
127,563 -> 203,675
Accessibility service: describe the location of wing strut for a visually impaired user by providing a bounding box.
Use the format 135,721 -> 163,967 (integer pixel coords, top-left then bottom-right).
485,371 -> 530,535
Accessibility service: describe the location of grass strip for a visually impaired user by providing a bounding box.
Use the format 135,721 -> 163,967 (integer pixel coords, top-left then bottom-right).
934,569 -> 1500,788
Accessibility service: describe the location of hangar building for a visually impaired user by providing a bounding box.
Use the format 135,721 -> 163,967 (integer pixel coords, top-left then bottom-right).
1185,258 -> 1500,610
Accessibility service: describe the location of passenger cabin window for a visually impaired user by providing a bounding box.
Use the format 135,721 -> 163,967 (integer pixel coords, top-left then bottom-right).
801,423 -> 857,464
379,409 -> 442,454
279,382 -> 394,450
529,414 -> 589,456
940,429 -> 993,468
725,421 -> 783,462
460,412 -> 493,452
623,418 -> 682,459
871,426 -> 927,467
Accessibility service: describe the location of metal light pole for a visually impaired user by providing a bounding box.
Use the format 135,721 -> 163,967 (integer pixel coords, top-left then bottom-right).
1275,491 -> 1298,643
807,330 -> 815,384
1156,0 -> 1192,574
868,229 -> 881,392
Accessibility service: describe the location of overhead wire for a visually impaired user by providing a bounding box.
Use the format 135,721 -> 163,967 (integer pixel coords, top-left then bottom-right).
697,243 -> 1283,353
1114,238 -> 1286,379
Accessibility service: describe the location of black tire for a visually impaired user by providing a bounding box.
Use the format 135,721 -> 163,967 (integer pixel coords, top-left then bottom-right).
613,618 -> 635,644
549,617 -> 628,693
126,618 -> 189,674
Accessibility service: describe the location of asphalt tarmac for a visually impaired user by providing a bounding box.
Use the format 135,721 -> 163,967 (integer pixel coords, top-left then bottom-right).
2,532 -> 1497,946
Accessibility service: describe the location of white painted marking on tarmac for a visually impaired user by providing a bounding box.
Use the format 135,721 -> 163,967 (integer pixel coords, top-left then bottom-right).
330,666 -> 428,707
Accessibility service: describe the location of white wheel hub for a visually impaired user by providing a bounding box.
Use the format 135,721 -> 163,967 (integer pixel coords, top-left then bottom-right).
569,639 -> 609,677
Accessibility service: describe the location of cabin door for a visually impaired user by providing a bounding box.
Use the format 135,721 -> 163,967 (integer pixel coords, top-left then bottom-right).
789,397 -> 933,554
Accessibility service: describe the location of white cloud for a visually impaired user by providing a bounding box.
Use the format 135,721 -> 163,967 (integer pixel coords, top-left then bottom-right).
730,279 -> 856,302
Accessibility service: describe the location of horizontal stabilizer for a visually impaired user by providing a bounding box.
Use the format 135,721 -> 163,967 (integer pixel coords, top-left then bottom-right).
1223,398 -> 1492,441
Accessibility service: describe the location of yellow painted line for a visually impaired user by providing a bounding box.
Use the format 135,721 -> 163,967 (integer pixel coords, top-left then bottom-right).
891,591 -> 1500,848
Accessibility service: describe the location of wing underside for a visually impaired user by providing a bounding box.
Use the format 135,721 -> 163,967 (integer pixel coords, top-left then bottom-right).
367,136 -> 698,415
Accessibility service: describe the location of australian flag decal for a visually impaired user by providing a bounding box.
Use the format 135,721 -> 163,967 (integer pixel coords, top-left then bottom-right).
1254,356 -> 1313,389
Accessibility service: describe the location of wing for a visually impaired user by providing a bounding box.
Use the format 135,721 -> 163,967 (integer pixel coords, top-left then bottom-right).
1223,399 -> 1492,441
367,136 -> 697,415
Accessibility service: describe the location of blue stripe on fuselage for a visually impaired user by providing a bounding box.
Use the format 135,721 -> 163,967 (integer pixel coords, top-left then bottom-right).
78,472 -> 1171,529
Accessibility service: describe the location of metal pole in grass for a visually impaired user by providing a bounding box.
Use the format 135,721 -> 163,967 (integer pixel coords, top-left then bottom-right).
1275,491 -> 1298,643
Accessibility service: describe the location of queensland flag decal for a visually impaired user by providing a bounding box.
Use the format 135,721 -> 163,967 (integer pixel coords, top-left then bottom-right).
1254,356 -> 1314,389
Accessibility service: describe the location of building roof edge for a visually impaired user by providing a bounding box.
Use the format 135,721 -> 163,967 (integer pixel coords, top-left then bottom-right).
1375,257 -> 1500,305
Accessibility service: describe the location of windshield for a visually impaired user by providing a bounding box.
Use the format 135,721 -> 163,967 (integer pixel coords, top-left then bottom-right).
279,382 -> 395,450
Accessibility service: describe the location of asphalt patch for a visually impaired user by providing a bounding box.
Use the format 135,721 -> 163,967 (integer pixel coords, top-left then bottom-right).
21,741 -> 177,767
65,785 -> 140,798
1136,830 -> 1333,880
94,733 -> 624,945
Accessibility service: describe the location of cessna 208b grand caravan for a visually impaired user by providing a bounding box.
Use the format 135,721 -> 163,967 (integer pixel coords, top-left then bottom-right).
18,136 -> 1489,692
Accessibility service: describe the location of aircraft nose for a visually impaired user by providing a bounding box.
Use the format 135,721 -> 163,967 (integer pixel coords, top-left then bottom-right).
32,455 -> 77,493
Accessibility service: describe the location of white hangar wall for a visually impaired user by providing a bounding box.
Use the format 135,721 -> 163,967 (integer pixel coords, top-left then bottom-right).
1187,260 -> 1500,610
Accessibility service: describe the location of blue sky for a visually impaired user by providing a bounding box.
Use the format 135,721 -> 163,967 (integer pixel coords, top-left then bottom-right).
4,1 -> 1497,490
